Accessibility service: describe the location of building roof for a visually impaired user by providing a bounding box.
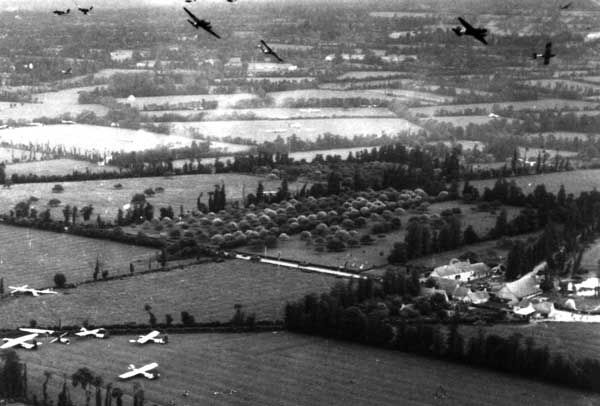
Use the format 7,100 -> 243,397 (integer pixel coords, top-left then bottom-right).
496,270 -> 541,303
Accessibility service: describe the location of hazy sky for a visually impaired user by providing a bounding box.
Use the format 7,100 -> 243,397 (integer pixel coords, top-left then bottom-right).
0,0 -> 256,11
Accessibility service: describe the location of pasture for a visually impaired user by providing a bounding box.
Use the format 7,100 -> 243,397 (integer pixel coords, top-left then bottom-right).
524,79 -> 600,94
142,107 -> 395,120
118,93 -> 258,109
20,332 -> 600,406
0,260 -> 338,327
0,86 -> 107,121
336,71 -> 405,80
409,99 -> 600,117
4,159 -> 119,177
169,118 -> 422,142
0,124 -> 195,153
526,131 -> 594,141
0,173 -> 294,221
466,169 -> 600,195
268,89 -> 452,106
425,115 -> 498,127
0,224 -> 154,288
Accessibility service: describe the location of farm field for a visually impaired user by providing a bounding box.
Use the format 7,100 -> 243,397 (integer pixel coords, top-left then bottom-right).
20,332 -> 600,406
0,260 -> 338,327
244,76 -> 315,82
0,147 -> 43,163
0,86 -> 107,121
268,89 -> 452,106
271,201 -> 522,270
169,118 -> 422,142
460,323 -> 600,361
518,147 -> 578,158
524,79 -> 600,94
336,71 -> 405,80
525,131 -> 594,141
142,107 -> 395,120
4,159 -> 119,177
409,99 -> 600,117
424,115 -> 500,127
428,140 -> 485,150
118,93 -> 258,109
0,173 -> 295,221
0,224 -> 155,288
0,124 -> 195,154
466,169 -> 600,195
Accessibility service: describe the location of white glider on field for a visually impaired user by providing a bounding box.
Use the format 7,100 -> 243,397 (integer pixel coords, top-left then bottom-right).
118,362 -> 160,380
9,285 -> 59,297
1,333 -> 41,349
129,330 -> 168,345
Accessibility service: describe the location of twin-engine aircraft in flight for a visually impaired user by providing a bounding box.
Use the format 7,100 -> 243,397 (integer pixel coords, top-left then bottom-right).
119,362 -> 160,380
452,17 -> 488,45
9,285 -> 59,297
129,330 -> 168,345
183,7 -> 221,39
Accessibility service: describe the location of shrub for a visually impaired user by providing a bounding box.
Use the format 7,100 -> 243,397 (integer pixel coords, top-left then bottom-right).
113,183 -> 123,189
165,314 -> 173,326
144,188 -> 155,196
51,184 -> 64,193
181,311 -> 195,326
48,199 -> 61,207
54,273 -> 66,288
101,270 -> 109,280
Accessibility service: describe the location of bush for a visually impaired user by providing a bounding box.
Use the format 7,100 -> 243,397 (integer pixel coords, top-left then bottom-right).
144,188 -> 155,196
48,198 -> 61,207
181,311 -> 195,326
114,183 -> 123,189
51,184 -> 64,193
54,273 -> 66,288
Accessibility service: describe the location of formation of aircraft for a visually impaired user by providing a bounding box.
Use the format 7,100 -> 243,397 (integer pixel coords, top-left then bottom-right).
533,42 -> 555,65
75,327 -> 109,339
129,330 -> 168,345
183,7 -> 221,39
119,362 -> 160,380
9,285 -> 59,297
452,17 -> 488,45
259,40 -> 284,62
1,333 -> 41,350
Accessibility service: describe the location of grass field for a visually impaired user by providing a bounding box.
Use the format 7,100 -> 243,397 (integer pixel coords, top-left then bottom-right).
336,71 -> 405,80
271,201 -> 522,270
409,99 -> 600,117
425,115 -> 500,127
0,260 -> 337,327
466,169 -> 600,195
268,89 -> 452,106
118,93 -> 258,109
142,107 -> 395,120
0,124 -> 194,153
19,332 -> 600,406
169,118 -> 422,142
524,79 -> 600,95
0,224 -> 155,288
4,159 -> 119,177
0,173 -> 294,221
526,131 -> 594,141
0,147 -> 43,163
0,86 -> 107,121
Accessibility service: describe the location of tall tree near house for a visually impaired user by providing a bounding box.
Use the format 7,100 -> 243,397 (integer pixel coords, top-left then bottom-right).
57,374 -> 72,406
93,375 -> 103,406
63,204 -> 72,224
43,371 -> 52,405
104,383 -> 113,406
72,206 -> 78,224
506,240 -> 525,281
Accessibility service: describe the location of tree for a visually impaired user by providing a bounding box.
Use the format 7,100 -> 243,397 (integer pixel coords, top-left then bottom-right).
388,242 -> 408,264
492,209 -> 508,238
54,273 -> 67,288
111,387 -> 124,406
72,367 -> 95,406
63,205 -> 72,224
506,240 -> 525,281
463,225 -> 479,245
82,205 -> 94,221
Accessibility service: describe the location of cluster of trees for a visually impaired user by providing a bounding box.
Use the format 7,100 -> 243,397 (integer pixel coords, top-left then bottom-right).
0,350 -> 27,400
285,270 -> 600,393
280,97 -> 389,108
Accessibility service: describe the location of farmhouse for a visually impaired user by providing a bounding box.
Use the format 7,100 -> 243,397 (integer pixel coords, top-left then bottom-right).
494,265 -> 545,305
110,50 -> 134,62
248,62 -> 298,74
430,258 -> 491,281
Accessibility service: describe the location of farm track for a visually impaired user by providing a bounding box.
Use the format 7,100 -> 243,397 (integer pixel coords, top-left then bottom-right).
18,332 -> 600,406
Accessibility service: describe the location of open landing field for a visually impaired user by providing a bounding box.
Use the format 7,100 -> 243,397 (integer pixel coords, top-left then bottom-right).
0,224 -> 155,288
0,260 -> 337,328
19,332 -> 600,406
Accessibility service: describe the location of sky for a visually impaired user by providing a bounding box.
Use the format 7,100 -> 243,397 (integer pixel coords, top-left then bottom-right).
0,0 -> 256,11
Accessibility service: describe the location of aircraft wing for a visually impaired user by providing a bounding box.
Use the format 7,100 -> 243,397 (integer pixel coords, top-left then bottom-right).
20,328 -> 54,335
474,35 -> 488,45
260,40 -> 272,53
458,17 -> 474,31
139,362 -> 159,373
1,333 -> 38,349
201,23 -> 221,39
138,331 -> 160,343
118,369 -> 140,379
183,7 -> 200,23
